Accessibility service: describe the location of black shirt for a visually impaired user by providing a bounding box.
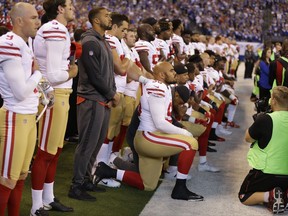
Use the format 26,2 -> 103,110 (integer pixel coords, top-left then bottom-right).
248,113 -> 272,149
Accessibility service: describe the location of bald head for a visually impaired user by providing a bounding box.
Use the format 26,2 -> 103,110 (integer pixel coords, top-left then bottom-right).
153,62 -> 172,75
10,2 -> 36,24
9,2 -> 40,41
153,62 -> 176,84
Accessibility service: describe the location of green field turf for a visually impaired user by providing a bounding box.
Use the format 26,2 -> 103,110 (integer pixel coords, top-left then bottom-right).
19,142 -> 155,216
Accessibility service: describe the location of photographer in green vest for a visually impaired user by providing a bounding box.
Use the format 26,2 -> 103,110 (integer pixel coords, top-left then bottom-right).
239,86 -> 288,214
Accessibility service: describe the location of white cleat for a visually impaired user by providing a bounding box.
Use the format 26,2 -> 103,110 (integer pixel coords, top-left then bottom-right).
217,124 -> 232,135
98,178 -> 121,188
198,162 -> 220,173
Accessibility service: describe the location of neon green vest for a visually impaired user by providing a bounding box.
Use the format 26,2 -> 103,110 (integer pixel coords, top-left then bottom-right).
247,111 -> 288,174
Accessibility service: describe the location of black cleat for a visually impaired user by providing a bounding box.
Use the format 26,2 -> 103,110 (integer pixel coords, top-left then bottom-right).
171,184 -> 204,201
208,141 -> 216,147
207,146 -> 217,152
68,185 -> 96,201
30,208 -> 49,216
83,180 -> 106,192
43,198 -> 73,212
92,162 -> 116,185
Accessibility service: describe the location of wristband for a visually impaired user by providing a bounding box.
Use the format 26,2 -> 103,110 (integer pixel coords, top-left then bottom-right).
139,75 -> 149,84
198,107 -> 206,114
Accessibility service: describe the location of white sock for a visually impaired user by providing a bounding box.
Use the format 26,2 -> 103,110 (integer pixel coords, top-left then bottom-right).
109,152 -> 118,164
167,165 -> 177,173
31,189 -> 43,213
264,191 -> 269,202
199,156 -> 207,164
108,141 -> 113,156
42,182 -> 54,205
176,172 -> 188,179
212,122 -> 218,128
116,170 -> 125,181
96,143 -> 110,164
227,104 -> 237,122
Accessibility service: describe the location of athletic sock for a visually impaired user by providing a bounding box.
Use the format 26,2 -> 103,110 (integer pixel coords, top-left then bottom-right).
31,148 -> 54,190
177,149 -> 195,175
31,189 -> 43,214
8,180 -> 25,216
112,125 -> 128,153
96,142 -> 110,164
42,182 -> 54,205
0,184 -> 12,216
119,170 -> 144,190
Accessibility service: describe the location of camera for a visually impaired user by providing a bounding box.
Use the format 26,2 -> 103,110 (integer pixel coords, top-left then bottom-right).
252,97 -> 272,121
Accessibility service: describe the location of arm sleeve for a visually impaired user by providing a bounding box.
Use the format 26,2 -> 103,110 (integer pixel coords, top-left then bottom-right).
2,59 -> 42,101
81,40 -> 115,100
46,40 -> 69,84
248,114 -> 272,149
148,95 -> 192,136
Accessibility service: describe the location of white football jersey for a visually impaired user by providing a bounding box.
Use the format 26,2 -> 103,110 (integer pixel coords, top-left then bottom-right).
106,34 -> 127,93
135,39 -> 159,71
124,47 -> 142,99
0,32 -> 40,114
34,19 -> 71,89
138,80 -> 172,132
156,38 -> 170,59
201,68 -> 215,86
172,34 -> 185,55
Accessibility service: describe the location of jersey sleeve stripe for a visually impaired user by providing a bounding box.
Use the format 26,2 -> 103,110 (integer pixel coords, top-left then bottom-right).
0,46 -> 20,51
43,30 -> 66,35
0,52 -> 22,57
146,88 -> 165,93
106,40 -> 115,44
43,36 -> 67,40
147,92 -> 165,97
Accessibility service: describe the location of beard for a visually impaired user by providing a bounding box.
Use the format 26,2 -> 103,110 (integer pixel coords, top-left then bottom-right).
100,22 -> 112,31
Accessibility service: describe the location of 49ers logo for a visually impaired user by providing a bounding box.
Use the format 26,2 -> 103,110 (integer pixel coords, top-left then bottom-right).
152,54 -> 159,65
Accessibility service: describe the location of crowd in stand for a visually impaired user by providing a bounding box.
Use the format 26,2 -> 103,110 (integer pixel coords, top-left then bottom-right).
1,0 -> 288,41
